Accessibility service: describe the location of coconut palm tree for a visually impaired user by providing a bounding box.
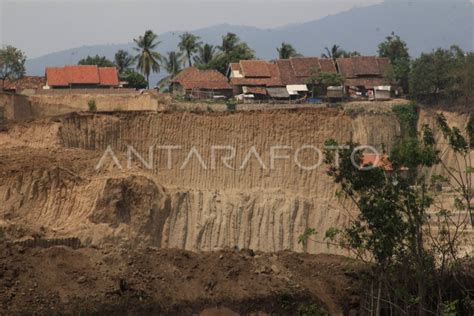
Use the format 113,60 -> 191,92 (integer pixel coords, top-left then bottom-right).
322,45 -> 360,61
193,44 -> 216,66
114,50 -> 134,77
277,42 -> 298,59
158,51 -> 184,88
178,32 -> 202,67
218,33 -> 239,54
133,30 -> 162,89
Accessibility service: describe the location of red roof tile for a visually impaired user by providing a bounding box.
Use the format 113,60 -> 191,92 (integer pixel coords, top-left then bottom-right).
289,57 -> 337,77
2,76 -> 45,91
337,57 -> 390,78
229,63 -> 241,73
240,60 -> 271,78
98,67 -> 119,86
171,67 -> 232,90
46,67 -> 69,86
46,65 -> 119,87
243,86 -> 267,95
65,65 -> 100,84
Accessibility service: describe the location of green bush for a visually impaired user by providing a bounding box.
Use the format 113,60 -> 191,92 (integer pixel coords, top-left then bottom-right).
226,100 -> 236,112
88,99 -> 97,112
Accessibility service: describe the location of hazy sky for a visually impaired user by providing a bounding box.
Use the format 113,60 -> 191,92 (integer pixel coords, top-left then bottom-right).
1,0 -> 384,58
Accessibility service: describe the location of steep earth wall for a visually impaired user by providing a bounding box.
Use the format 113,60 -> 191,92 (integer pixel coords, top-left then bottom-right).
2,107 -> 470,254
0,109 -> 402,254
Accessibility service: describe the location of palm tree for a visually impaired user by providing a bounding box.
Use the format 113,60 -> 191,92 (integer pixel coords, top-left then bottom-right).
164,51 -> 184,77
158,51 -> 184,88
322,45 -> 360,61
277,42 -> 298,59
218,33 -> 239,54
133,30 -> 162,89
321,45 -> 345,61
114,50 -> 134,77
178,32 -> 202,67
193,44 -> 216,66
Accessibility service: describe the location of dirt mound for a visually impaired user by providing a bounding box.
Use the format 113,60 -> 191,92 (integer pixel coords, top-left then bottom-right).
0,243 -> 364,315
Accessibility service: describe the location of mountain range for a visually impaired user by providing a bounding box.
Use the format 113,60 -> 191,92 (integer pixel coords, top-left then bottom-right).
25,0 -> 474,86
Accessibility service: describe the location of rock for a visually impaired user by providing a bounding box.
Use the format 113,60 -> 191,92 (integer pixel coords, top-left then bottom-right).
77,276 -> 87,284
271,264 -> 280,275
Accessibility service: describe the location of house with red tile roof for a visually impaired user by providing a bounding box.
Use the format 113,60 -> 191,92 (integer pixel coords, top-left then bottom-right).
228,57 -> 338,100
45,65 -> 119,89
336,56 -> 392,99
227,60 -> 282,99
1,76 -> 46,95
170,67 -> 232,99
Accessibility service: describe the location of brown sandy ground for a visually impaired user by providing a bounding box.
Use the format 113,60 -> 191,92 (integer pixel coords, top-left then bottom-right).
0,243 -> 364,315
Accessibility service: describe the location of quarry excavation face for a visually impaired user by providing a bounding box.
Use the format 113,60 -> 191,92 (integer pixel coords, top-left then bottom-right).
0,108 -> 404,255
1,108 -> 470,255
94,143 -> 381,173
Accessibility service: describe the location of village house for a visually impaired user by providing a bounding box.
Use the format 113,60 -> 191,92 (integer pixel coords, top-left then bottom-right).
227,60 -> 283,100
336,56 -> 391,99
45,65 -> 119,89
1,76 -> 46,95
228,57 -> 338,101
275,57 -> 338,100
170,67 -> 232,99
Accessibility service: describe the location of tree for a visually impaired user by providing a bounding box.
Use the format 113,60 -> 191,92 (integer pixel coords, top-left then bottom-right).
305,67 -> 343,98
114,50 -> 134,77
218,32 -> 239,55
277,42 -> 298,59
0,45 -> 26,90
194,44 -> 216,68
378,32 -> 410,93
321,44 -> 360,61
133,30 -> 163,89
178,32 -> 202,67
158,51 -> 184,88
409,46 -> 467,103
123,71 -> 147,89
299,105 -> 473,314
207,33 -> 255,74
78,55 -> 115,67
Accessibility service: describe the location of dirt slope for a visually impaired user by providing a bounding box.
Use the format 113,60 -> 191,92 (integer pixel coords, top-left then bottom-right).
0,243 -> 364,315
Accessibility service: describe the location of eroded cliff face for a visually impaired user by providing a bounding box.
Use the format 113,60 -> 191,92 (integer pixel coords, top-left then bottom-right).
2,107 -> 443,254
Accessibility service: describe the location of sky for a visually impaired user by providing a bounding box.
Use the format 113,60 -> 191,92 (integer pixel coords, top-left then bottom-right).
0,0 -> 384,58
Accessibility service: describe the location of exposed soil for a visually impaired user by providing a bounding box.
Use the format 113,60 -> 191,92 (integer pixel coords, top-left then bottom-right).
0,242 -> 364,315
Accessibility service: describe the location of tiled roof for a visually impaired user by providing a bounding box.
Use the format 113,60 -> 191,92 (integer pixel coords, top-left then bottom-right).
362,154 -> 408,172
240,60 -> 271,78
2,76 -> 46,90
46,67 -> 69,86
229,63 -> 241,72
336,57 -> 390,78
289,57 -> 337,77
243,86 -> 267,95
65,65 -> 100,84
171,67 -> 232,90
275,59 -> 301,85
46,65 -> 119,87
98,67 -> 119,86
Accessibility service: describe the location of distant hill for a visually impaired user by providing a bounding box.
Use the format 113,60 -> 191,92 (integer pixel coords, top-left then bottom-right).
26,0 -> 474,86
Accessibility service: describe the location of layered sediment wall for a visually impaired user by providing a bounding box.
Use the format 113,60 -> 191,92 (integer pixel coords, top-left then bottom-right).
2,107 -> 468,254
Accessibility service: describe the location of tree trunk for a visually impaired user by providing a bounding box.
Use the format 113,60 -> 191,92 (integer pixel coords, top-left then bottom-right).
188,53 -> 192,68
375,278 -> 382,316
146,74 -> 150,89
